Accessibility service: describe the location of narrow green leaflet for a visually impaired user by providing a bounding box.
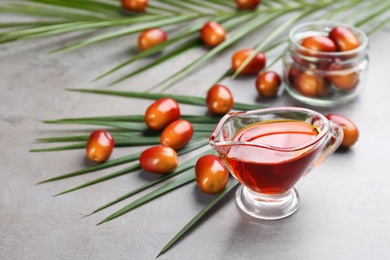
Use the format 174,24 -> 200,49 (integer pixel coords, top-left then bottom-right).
36,152 -> 141,184
232,2 -> 336,78
145,9 -> 290,92
26,0 -> 121,14
31,142 -> 87,152
147,4 -> 181,15
367,17 -> 390,36
88,149 -> 214,215
36,132 -> 160,143
157,179 -> 239,257
31,136 -> 161,152
43,120 -> 148,131
205,0 -> 235,8
42,119 -> 217,132
181,0 -> 230,12
0,4 -> 106,20
0,21 -> 62,28
67,89 -> 266,111
93,11 -> 239,81
16,16 -> 165,41
36,138 -> 209,184
36,135 -> 90,142
1,21 -> 93,42
97,168 -> 196,225
35,132 -> 209,143
354,1 -> 390,27
105,10 -> 264,85
51,14 -> 203,52
322,0 -> 368,21
54,164 -> 142,196
158,0 -> 206,13
109,38 -> 200,85
209,37 -> 288,86
42,114 -> 221,124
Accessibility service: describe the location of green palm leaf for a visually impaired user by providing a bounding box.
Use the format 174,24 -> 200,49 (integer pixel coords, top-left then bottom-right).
50,13 -> 203,53
54,163 -> 142,196
354,1 -> 390,27
157,179 -> 239,257
145,9 -> 290,92
15,16 -> 165,41
41,119 -> 217,132
92,11 -> 240,82
231,5 -> 321,78
36,152 -> 142,184
67,89 -> 266,110
96,168 -> 196,225
108,38 -> 200,85
31,136 -> 163,152
88,149 -> 214,216
36,138 -> 209,184
25,0 -> 121,15
0,4 -> 106,20
40,114 -> 221,124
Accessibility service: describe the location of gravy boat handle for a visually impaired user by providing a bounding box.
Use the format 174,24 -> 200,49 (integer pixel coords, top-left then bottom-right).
306,121 -> 344,174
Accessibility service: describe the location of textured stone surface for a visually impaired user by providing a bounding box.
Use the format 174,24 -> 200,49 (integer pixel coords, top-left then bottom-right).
1,12 -> 390,260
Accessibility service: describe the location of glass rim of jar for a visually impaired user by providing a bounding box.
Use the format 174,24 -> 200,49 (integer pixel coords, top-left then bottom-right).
288,20 -> 368,58
209,107 -> 330,152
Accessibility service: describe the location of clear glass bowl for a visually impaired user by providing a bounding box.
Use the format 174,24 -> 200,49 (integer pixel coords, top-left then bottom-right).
283,21 -> 369,107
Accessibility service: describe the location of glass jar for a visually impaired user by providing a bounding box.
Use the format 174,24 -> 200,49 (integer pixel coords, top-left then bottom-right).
283,21 -> 369,107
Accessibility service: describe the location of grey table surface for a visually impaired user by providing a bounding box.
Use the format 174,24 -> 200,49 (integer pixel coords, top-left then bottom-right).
1,11 -> 390,260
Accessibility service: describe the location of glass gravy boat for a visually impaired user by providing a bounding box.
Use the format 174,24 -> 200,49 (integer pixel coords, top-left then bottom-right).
210,107 -> 343,220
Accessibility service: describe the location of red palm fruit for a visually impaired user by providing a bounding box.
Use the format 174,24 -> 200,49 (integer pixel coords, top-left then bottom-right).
301,36 -> 337,53
206,84 -> 234,115
139,146 -> 178,174
325,114 -> 359,148
195,155 -> 229,194
329,26 -> 360,52
86,130 -> 114,163
295,71 -> 329,97
200,21 -> 226,47
144,98 -> 180,131
160,119 -> 193,150
232,48 -> 266,75
121,0 -> 148,12
235,0 -> 261,10
138,28 -> 167,51
256,71 -> 281,98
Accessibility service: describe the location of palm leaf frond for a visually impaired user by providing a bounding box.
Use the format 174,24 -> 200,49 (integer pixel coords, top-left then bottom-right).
67,88 -> 267,110
97,168 -> 196,225
8,0 -> 388,257
36,138 -> 209,184
88,149 -> 214,216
